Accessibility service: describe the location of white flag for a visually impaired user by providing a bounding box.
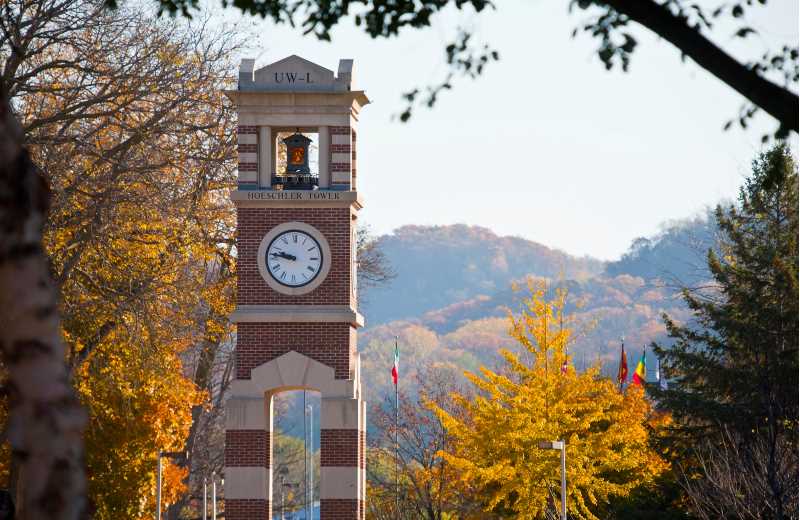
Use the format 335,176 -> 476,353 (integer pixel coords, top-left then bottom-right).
656,358 -> 668,390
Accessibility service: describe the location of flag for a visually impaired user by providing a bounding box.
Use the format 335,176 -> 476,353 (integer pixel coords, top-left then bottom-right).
391,341 -> 399,386
616,341 -> 628,387
656,358 -> 668,390
632,348 -> 647,386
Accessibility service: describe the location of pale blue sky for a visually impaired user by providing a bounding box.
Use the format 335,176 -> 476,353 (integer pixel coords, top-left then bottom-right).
214,0 -> 798,260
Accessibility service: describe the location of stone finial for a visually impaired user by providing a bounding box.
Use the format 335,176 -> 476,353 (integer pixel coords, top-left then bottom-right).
239,58 -> 255,89
336,59 -> 354,91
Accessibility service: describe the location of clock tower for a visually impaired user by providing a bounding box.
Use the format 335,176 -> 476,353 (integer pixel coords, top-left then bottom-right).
223,55 -> 369,520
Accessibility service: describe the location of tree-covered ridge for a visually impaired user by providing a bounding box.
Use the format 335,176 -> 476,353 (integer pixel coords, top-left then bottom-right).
359,217 -> 717,401
605,213 -> 717,284
360,275 -> 692,402
362,224 -> 604,325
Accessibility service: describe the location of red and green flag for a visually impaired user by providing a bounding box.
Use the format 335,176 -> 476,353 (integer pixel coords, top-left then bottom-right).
616,341 -> 628,388
632,348 -> 646,386
391,341 -> 399,386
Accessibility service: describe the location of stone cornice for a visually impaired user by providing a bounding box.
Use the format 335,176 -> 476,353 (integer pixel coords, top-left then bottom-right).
230,305 -> 365,328
230,189 -> 363,210
223,90 -> 370,115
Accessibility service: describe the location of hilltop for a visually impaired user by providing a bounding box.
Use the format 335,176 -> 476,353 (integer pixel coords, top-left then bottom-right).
358,217 -> 715,400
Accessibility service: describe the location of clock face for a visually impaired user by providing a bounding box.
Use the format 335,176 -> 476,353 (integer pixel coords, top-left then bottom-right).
265,230 -> 323,287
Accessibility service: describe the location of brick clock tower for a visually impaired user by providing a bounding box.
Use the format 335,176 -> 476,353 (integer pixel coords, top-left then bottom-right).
223,55 -> 369,520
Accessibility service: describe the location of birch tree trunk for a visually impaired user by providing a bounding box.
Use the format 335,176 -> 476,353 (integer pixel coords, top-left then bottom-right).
0,87 -> 87,519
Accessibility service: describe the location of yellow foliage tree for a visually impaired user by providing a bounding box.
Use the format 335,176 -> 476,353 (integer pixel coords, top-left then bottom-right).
1,2 -> 239,517
429,280 -> 669,519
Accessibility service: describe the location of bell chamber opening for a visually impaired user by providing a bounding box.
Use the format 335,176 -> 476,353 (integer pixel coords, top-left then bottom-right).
274,130 -> 319,190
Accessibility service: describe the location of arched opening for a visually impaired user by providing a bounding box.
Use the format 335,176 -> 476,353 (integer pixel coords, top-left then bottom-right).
272,389 -> 320,520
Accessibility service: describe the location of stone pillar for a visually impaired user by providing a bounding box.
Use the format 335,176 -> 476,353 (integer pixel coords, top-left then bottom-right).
318,125 -> 330,188
258,126 -> 272,189
237,126 -> 258,189
224,395 -> 272,520
320,394 -> 365,518
360,400 -> 367,520
350,129 -> 357,192
330,126 -> 351,189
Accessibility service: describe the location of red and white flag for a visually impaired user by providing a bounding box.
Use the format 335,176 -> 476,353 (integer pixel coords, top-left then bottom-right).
391,341 -> 399,386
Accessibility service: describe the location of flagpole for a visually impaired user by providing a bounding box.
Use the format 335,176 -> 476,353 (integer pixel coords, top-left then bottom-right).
394,336 -> 399,520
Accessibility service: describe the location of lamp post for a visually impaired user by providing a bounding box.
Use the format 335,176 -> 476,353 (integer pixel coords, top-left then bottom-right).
278,466 -> 294,520
305,403 -> 313,520
156,451 -> 187,520
203,477 -> 207,520
211,472 -> 218,520
538,440 -> 566,520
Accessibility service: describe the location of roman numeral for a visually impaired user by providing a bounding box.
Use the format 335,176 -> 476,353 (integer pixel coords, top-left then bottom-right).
310,257 -> 319,261
291,274 -> 296,283
293,234 -> 298,243
272,264 -> 280,271
280,271 -> 286,280
307,246 -> 316,251
307,266 -> 315,272
281,237 -> 289,244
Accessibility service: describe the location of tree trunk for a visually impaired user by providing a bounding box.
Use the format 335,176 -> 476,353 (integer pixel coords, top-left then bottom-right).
0,87 -> 87,519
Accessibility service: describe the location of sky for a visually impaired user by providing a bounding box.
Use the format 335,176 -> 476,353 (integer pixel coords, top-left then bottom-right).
211,0 -> 798,260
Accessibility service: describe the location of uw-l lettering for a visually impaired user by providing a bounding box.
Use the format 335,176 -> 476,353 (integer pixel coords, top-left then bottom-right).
274,72 -> 313,83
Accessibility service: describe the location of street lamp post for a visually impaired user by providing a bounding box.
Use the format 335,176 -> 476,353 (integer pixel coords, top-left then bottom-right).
156,451 -> 187,520
538,440 -> 566,520
211,472 -> 218,520
203,478 -> 207,520
156,454 -> 162,520
305,403 -> 313,520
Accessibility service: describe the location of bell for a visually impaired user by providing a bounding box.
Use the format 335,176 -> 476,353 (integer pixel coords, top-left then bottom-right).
282,132 -> 312,174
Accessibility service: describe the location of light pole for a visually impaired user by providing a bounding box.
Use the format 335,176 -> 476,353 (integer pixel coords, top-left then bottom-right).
203,477 -> 207,520
538,440 -> 566,520
211,472 -> 217,520
305,403 -> 313,520
156,454 -> 161,520
156,451 -> 187,520
279,466 -> 293,520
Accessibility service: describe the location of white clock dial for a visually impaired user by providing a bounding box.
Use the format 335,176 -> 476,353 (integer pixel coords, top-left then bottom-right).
265,230 -> 323,287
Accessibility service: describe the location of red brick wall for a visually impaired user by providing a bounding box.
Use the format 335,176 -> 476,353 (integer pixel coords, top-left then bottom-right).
225,498 -> 269,520
225,430 -> 270,466
237,207 -> 353,306
320,429 -> 359,466
360,430 -> 366,469
320,499 -> 361,519
236,322 -> 355,380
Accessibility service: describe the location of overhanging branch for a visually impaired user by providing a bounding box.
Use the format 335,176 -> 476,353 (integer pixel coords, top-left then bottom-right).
603,0 -> 798,132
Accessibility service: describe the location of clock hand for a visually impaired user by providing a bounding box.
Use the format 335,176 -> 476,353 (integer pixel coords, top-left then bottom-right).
271,252 -> 297,261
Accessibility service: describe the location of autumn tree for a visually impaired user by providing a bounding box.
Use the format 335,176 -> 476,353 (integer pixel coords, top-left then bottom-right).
429,281 -> 668,519
1,0 -> 242,516
367,370 -> 481,520
0,76 -> 87,520
653,145 -> 799,520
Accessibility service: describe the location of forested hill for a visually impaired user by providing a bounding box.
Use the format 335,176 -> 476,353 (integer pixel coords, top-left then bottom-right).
358,217 -> 716,400
360,224 -> 604,325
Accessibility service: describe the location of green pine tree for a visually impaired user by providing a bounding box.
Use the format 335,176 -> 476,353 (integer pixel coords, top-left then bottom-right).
653,144 -> 798,519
